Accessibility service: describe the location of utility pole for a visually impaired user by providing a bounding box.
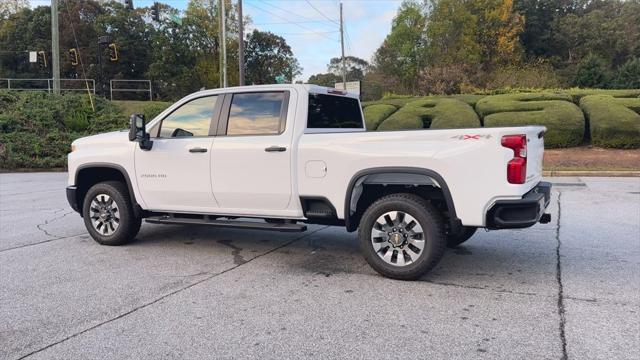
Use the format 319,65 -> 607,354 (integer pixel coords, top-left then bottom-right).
219,0 -> 227,88
51,0 -> 60,94
339,2 -> 346,90
238,0 -> 245,86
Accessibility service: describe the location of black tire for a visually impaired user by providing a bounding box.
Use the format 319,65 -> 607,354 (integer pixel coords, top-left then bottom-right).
446,226 -> 477,248
358,193 -> 446,280
82,181 -> 141,246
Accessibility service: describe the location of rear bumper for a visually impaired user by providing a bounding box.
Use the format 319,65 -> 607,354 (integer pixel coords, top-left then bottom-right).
66,186 -> 80,213
486,182 -> 552,229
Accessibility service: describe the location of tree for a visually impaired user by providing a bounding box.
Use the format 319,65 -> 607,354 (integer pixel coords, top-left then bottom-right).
327,56 -> 370,80
572,54 -> 609,88
307,56 -> 369,87
615,58 -> 640,89
244,30 -> 302,84
0,0 -> 28,20
373,0 -> 428,93
307,72 -> 341,87
427,0 -> 523,69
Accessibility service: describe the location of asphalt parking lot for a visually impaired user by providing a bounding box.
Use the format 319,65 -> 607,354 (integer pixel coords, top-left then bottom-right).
1,173 -> 638,360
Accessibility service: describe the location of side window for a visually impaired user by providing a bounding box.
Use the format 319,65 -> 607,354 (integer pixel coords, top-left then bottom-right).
226,92 -> 286,136
159,96 -> 218,138
307,94 -> 363,129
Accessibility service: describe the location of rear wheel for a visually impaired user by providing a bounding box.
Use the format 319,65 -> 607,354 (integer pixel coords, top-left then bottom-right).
446,226 -> 477,248
82,181 -> 141,246
358,193 -> 446,280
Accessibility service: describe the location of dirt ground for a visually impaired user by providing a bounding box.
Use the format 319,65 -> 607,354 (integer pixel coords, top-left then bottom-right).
544,147 -> 640,171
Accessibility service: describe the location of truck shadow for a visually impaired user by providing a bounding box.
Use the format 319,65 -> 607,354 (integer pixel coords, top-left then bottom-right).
129,223 -> 557,287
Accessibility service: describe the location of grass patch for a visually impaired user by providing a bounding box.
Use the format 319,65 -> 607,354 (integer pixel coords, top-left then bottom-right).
112,100 -> 171,121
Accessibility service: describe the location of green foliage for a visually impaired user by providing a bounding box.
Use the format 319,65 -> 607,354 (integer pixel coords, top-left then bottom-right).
0,1 -> 301,101
372,1 -> 429,93
475,93 -> 585,147
0,91 -> 130,169
615,58 -> 640,89
307,73 -> 341,88
376,98 -> 481,131
573,55 -> 610,88
245,30 -> 303,85
580,95 -> 640,148
363,104 -> 398,130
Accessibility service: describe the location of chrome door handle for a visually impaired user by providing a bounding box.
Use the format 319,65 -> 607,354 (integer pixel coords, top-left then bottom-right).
189,147 -> 208,153
265,146 -> 287,152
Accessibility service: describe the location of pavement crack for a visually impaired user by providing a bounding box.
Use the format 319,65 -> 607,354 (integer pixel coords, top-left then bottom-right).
422,280 -> 541,297
16,226 -> 328,360
555,191 -> 569,360
0,233 -> 87,253
35,210 -> 75,240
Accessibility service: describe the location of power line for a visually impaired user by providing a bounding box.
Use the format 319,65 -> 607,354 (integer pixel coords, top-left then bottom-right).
245,2 -> 339,42
253,20 -> 337,25
249,0 -> 332,24
305,0 -> 339,26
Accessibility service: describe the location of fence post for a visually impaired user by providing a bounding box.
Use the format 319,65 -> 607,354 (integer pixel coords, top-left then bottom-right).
7,79 -> 10,90
110,80 -> 113,100
148,80 -> 152,101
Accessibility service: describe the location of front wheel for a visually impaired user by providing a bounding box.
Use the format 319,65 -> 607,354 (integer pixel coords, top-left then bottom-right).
358,193 -> 446,280
82,181 -> 141,246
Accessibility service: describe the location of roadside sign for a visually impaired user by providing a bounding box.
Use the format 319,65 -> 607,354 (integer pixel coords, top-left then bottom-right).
275,75 -> 286,84
29,51 -> 37,63
334,81 -> 361,96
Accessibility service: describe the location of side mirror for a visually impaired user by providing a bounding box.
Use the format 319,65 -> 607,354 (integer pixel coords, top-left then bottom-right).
129,114 -> 153,150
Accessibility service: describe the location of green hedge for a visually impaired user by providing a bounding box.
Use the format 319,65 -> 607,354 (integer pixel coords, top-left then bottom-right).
376,98 -> 481,131
580,95 -> 640,148
363,104 -> 398,130
1,91 -> 137,169
475,93 -> 586,148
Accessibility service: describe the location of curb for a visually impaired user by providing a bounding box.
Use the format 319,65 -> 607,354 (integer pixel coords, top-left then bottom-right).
543,170 -> 640,177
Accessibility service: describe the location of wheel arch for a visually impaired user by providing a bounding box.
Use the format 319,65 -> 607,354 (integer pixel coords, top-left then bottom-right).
344,167 -> 461,232
74,163 -> 141,217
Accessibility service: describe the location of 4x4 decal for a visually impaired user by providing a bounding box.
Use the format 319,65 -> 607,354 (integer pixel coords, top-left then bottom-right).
450,134 -> 493,140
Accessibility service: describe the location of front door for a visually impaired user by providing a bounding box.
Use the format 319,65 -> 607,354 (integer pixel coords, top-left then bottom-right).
211,91 -> 294,213
135,95 -> 220,212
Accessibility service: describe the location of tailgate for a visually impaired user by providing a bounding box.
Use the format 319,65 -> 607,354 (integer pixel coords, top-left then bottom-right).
524,127 -> 545,184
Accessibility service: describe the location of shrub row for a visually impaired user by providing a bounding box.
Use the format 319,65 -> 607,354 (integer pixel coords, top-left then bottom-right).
364,89 -> 640,148
373,98 -> 480,131
580,95 -> 640,149
0,91 -> 169,169
475,93 -> 585,148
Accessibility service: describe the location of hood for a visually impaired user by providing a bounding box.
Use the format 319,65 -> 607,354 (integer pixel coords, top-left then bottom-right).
72,130 -> 130,148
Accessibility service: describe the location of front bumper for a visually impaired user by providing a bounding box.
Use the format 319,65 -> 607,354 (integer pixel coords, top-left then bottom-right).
66,186 -> 80,213
486,182 -> 552,229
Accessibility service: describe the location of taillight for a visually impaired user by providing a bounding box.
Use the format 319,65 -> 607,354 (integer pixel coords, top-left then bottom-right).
501,134 -> 527,184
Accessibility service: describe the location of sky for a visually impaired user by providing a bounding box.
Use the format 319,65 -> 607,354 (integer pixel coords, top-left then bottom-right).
28,0 -> 402,81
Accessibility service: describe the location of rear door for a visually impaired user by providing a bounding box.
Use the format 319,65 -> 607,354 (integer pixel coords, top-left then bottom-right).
135,95 -> 221,212
211,91 -> 295,213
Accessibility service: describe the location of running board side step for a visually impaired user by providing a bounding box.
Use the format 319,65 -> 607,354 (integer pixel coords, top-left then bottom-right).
145,215 -> 307,232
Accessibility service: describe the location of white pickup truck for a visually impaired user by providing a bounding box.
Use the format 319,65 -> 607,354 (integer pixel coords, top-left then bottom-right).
67,84 -> 551,280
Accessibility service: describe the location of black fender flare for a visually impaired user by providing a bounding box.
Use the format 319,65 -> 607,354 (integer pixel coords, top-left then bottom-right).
343,167 -> 461,232
74,163 -> 141,216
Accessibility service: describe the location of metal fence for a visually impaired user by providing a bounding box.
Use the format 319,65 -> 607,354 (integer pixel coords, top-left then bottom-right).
110,79 -> 152,101
0,78 -> 96,94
